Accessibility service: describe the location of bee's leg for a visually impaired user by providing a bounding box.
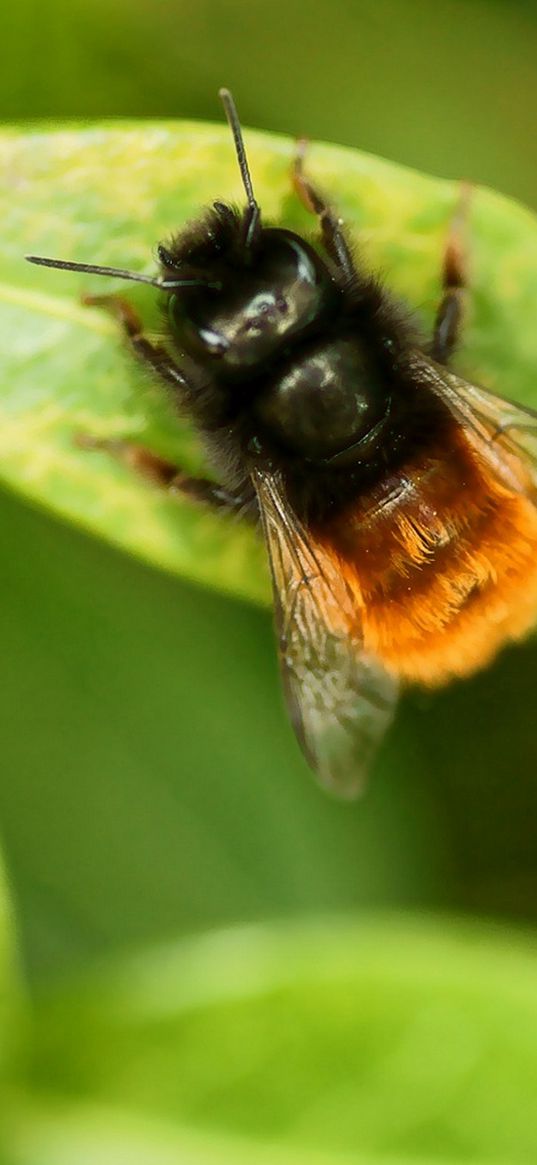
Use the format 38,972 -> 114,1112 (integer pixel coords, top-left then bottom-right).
80,293 -> 255,517
431,183 -> 472,363
292,139 -> 356,281
76,434 -> 254,516
82,293 -> 188,389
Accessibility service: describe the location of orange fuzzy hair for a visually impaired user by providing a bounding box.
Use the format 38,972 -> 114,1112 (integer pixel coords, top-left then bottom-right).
326,427 -> 537,686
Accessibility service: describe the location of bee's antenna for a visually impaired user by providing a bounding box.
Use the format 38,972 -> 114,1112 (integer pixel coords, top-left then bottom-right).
25,254 -> 216,291
219,87 -> 260,247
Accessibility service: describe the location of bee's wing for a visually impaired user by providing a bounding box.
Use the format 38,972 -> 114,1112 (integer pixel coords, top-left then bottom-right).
409,351 -> 537,498
252,466 -> 398,799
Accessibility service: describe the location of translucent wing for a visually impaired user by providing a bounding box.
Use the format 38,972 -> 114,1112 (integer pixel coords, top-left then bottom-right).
252,466 -> 398,799
408,351 -> 537,499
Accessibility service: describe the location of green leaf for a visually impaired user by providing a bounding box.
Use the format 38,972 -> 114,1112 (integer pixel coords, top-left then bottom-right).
3,122 -> 537,602
8,917 -> 537,1164
0,848 -> 26,1165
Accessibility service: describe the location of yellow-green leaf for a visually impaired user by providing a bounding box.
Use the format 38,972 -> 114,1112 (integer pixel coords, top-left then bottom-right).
3,122 -> 537,603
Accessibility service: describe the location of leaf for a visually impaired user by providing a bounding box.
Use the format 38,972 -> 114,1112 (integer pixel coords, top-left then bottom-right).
0,847 -> 26,1148
3,123 -> 537,602
9,917 -> 537,1163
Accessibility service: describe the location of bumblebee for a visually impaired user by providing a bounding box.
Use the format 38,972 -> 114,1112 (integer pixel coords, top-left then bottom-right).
27,90 -> 537,797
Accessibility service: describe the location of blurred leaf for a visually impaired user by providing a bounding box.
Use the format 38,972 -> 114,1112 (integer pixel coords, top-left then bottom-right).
0,483 -> 448,986
6,1104 -> 382,1165
7,917 -> 537,1164
0,856 -> 23,1065
3,122 -> 537,602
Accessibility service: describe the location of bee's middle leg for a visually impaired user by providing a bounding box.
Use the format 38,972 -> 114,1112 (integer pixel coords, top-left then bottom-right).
431,183 -> 472,364
76,434 -> 254,516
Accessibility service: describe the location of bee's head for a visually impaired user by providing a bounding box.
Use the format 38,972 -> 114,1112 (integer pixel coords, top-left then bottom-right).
164,218 -> 337,379
161,89 -> 338,378
26,89 -> 338,383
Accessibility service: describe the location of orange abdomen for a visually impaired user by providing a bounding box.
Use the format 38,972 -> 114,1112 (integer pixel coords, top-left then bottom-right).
329,431 -> 537,686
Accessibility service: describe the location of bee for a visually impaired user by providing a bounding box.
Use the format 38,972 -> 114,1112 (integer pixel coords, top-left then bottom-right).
26,89 -> 537,798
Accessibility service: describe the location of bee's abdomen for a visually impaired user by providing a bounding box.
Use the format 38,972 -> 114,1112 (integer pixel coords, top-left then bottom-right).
329,431 -> 537,686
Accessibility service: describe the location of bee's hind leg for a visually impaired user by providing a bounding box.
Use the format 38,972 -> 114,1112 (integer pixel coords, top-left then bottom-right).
292,139 -> 356,282
431,182 -> 472,364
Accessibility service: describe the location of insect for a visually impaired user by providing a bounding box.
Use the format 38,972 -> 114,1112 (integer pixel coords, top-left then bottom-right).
26,89 -> 537,799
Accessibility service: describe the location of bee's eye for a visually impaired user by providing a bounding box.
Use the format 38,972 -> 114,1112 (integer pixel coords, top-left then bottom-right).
168,231 -> 337,378
255,337 -> 391,464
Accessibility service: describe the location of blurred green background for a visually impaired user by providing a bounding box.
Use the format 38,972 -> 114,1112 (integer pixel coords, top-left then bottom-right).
3,2 -> 537,1161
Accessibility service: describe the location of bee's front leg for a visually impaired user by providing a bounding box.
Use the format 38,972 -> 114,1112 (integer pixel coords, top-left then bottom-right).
82,292 -> 189,389
80,293 -> 253,517
292,140 -> 356,282
431,182 -> 472,364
